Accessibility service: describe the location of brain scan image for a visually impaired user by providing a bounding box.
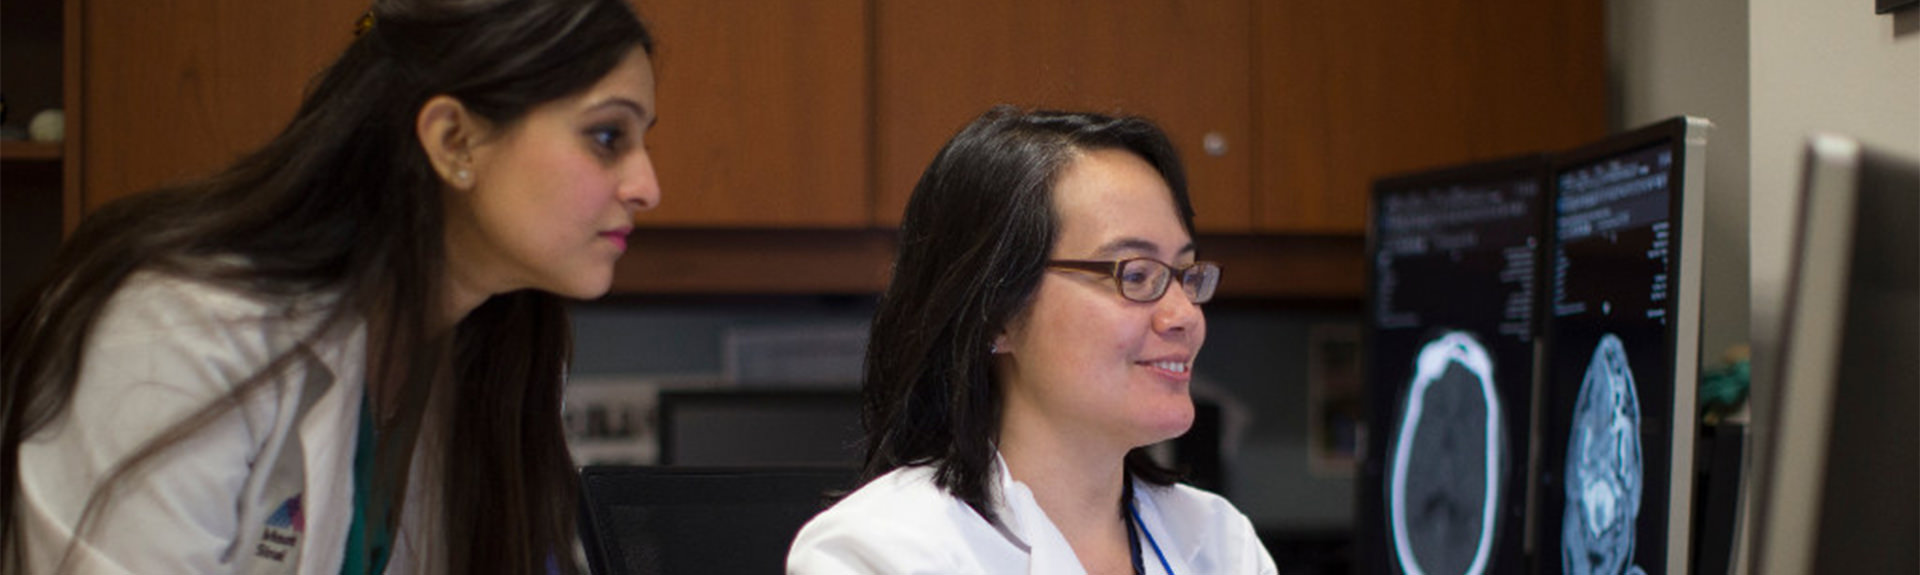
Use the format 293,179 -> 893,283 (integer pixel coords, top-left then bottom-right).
1389,332 -> 1505,575
1561,334 -> 1646,575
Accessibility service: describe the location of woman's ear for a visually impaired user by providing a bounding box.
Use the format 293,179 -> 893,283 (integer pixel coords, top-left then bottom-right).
416,95 -> 481,190
993,309 -> 1031,355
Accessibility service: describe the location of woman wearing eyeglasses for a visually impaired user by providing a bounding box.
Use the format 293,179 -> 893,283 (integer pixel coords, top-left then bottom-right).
788,106 -> 1276,575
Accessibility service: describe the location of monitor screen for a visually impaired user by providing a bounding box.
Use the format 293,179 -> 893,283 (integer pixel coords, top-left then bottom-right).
1359,154 -> 1549,575
1749,134 -> 1919,575
1534,117 -> 1707,575
657,389 -> 864,467
578,466 -> 861,575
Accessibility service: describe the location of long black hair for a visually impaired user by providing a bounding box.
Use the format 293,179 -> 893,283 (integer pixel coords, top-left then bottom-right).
1,1 -> 651,573
861,106 -> 1196,522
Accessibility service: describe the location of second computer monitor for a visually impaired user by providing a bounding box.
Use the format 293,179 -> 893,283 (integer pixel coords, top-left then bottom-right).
1535,116 -> 1708,575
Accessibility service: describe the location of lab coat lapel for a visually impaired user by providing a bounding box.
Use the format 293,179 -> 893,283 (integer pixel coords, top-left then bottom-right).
296,323 -> 366,575
1129,481 -> 1198,575
990,453 -> 1089,575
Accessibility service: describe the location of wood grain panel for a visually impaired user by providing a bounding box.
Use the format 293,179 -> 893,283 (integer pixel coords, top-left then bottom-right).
76,0 -> 364,214
875,0 -> 1253,232
608,229 -> 1361,299
611,229 -> 897,294
635,0 -> 871,228
1254,0 -> 1604,234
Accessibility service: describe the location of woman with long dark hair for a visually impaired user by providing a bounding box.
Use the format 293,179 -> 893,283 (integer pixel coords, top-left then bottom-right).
788,107 -> 1277,574
3,0 -> 657,572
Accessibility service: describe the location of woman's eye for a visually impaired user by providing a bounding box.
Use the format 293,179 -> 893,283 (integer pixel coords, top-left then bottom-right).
1121,271 -> 1152,285
590,126 -> 625,151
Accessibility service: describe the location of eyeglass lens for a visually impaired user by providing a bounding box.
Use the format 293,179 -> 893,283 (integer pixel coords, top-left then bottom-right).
1118,259 -> 1218,303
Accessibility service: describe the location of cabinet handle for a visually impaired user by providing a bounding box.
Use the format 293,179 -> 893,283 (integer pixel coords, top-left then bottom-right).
1203,132 -> 1229,157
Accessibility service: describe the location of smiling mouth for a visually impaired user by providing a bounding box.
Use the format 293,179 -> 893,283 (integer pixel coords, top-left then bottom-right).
1141,360 -> 1191,374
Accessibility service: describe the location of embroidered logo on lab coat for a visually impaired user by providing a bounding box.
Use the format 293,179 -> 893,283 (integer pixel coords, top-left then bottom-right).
257,494 -> 304,562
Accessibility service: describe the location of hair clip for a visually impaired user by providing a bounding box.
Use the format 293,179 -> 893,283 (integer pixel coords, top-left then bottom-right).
354,10 -> 376,37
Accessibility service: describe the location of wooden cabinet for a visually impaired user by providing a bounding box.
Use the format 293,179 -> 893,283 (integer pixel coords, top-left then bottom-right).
23,0 -> 1602,298
73,0 -> 365,226
636,0 -> 870,228
874,0 -> 1602,236
67,0 -> 873,231
874,0 -> 1254,232
1256,0 -> 1605,233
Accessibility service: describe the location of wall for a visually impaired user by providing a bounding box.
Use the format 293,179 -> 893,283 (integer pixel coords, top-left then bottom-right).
1747,5 -> 1918,572
1609,0 -> 1919,397
568,298 -> 1363,531
1608,0 -> 1752,371
1614,1 -> 1917,572
1749,2 -> 1920,389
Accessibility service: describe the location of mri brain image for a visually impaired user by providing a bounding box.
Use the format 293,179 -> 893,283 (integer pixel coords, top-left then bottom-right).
1389,332 -> 1504,575
1561,334 -> 1646,575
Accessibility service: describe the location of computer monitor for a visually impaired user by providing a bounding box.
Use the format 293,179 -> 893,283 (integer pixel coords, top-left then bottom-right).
1358,154 -> 1550,575
656,388 -> 864,467
1748,134 -> 1919,575
578,466 -> 861,575
1534,116 -> 1708,575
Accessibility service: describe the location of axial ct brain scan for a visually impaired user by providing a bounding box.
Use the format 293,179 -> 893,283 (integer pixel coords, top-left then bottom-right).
1562,334 -> 1645,575
1389,332 -> 1504,575
1361,156 -> 1545,575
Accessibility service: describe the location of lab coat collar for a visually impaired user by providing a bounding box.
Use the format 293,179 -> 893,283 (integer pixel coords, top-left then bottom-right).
989,451 -> 1215,575
1126,478 -> 1199,575
988,452 -> 1083,573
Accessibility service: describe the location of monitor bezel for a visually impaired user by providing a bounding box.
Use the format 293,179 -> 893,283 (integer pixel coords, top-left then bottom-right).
1536,115 -> 1710,575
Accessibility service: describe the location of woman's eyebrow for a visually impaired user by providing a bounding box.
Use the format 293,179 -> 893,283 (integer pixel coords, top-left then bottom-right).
1087,237 -> 1195,259
586,97 -> 656,129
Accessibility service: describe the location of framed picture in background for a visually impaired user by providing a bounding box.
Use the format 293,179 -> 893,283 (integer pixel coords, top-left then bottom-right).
1307,322 -> 1365,476
562,374 -> 725,465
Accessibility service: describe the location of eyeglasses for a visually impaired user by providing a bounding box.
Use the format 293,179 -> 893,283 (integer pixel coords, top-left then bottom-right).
1047,258 -> 1222,304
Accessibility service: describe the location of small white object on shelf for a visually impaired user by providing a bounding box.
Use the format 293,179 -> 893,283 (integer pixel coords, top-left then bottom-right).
28,109 -> 63,142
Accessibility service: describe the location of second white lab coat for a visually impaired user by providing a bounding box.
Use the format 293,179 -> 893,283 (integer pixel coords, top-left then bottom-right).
787,455 -> 1279,574
14,270 -> 434,574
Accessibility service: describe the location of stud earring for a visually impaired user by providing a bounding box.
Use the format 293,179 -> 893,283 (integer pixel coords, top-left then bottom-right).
455,168 -> 470,183
989,342 -> 1002,354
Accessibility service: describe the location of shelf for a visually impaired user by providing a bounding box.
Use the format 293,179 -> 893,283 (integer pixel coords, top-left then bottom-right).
609,228 -> 1365,300
0,140 -> 62,161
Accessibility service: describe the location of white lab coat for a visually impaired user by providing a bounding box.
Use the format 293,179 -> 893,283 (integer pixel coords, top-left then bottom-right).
787,456 -> 1280,574
14,270 -> 429,574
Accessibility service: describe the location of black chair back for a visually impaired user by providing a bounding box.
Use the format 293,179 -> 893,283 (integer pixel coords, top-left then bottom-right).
578,466 -> 860,575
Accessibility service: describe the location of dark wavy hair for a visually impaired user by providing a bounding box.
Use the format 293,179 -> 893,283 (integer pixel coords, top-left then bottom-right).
0,1 -> 651,573
860,106 -> 1196,522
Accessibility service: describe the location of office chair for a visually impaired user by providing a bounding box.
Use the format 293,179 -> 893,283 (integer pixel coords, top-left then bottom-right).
578,466 -> 861,575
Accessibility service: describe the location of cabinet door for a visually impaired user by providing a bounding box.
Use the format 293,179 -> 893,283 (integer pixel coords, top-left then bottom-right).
875,0 -> 1253,232
77,0 -> 364,214
636,0 -> 870,228
1256,0 -> 1604,233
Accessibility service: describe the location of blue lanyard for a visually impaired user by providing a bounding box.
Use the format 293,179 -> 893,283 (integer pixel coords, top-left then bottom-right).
1123,485 -> 1174,575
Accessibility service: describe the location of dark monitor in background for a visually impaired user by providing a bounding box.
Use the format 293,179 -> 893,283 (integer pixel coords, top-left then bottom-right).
1358,154 -> 1550,575
1749,134 -> 1919,575
1534,117 -> 1709,575
578,466 -> 861,575
657,389 -> 864,467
